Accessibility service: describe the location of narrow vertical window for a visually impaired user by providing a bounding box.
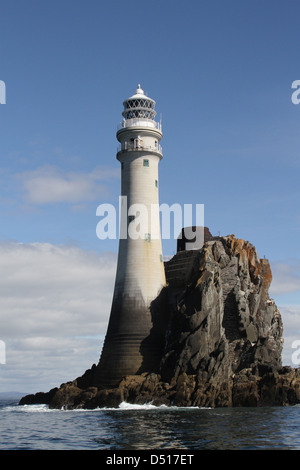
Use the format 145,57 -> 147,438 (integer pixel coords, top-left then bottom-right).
143,159 -> 149,167
155,179 -> 158,188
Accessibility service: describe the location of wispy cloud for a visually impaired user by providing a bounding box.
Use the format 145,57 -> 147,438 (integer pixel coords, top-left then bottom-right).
16,165 -> 119,205
277,305 -> 300,366
270,259 -> 300,296
0,241 -> 117,392
268,259 -> 300,366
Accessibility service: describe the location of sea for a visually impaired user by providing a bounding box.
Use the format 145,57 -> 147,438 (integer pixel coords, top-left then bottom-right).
0,398 -> 300,453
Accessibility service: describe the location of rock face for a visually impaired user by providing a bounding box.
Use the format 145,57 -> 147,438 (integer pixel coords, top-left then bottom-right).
20,235 -> 300,409
161,235 -> 283,384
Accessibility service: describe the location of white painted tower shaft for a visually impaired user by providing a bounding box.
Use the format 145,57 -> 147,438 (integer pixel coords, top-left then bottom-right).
115,85 -> 165,304
95,86 -> 166,388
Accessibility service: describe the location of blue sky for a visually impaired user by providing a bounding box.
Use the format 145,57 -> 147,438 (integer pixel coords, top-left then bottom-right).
1,0 -> 300,392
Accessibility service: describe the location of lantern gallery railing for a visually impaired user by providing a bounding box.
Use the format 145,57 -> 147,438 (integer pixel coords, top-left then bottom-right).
117,142 -> 162,155
117,118 -> 162,131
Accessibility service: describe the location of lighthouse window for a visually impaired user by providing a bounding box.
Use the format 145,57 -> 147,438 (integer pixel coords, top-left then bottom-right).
144,233 -> 151,242
143,159 -> 149,167
155,179 -> 158,188
160,254 -> 163,262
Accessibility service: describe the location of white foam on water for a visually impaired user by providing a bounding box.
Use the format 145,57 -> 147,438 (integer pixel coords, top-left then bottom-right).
3,404 -> 52,413
118,401 -> 166,410
61,401 -> 206,411
2,401 -> 209,413
110,401 -> 207,411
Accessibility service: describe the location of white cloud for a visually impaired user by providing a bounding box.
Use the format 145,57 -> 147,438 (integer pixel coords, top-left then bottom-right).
16,165 -> 119,205
268,260 -> 300,366
278,305 -> 300,367
0,241 -> 117,392
270,259 -> 300,296
1,246 -> 299,394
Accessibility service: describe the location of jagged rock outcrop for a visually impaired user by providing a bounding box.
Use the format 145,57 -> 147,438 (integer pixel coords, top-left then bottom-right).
20,235 -> 300,409
160,235 -> 283,383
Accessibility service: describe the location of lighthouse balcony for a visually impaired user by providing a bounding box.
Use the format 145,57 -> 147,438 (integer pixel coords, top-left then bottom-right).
117,118 -> 162,132
117,141 -> 162,156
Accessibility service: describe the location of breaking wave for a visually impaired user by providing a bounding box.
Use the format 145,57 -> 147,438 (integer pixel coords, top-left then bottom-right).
117,401 -> 203,411
1,399 -> 299,449
3,401 -> 205,413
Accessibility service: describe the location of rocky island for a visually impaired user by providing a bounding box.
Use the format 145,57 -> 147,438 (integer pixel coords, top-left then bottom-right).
20,234 -> 300,409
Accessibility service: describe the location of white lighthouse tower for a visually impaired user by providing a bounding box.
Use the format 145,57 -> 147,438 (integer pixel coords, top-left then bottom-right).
95,85 -> 166,388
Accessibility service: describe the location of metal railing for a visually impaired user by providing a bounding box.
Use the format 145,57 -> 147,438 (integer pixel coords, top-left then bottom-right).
117,118 -> 162,132
117,142 -> 162,154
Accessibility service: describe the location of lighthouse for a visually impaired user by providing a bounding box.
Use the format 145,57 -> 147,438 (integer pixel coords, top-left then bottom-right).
95,85 -> 166,388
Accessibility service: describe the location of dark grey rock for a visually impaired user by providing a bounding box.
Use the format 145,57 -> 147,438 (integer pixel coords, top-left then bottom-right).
20,234 -> 299,409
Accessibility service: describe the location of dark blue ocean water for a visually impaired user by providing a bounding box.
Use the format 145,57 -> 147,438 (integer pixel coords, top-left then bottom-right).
0,399 -> 300,450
